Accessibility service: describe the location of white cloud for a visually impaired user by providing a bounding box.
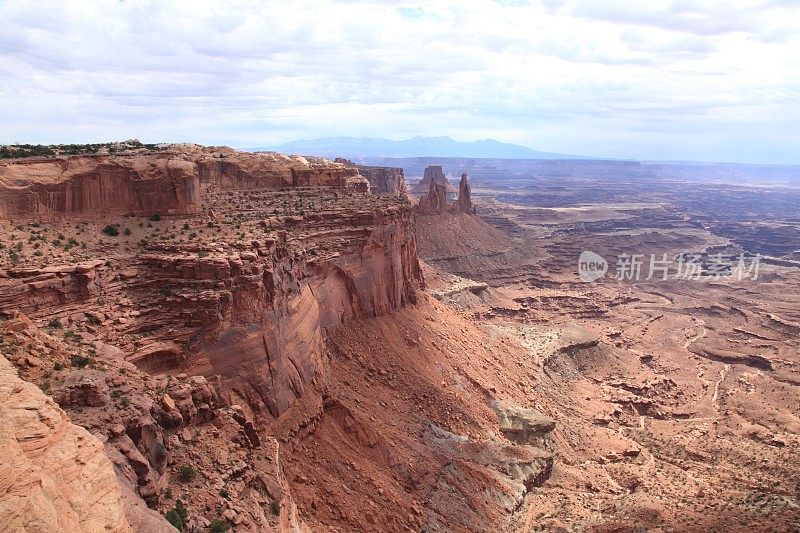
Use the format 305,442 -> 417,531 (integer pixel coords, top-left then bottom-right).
0,0 -> 798,163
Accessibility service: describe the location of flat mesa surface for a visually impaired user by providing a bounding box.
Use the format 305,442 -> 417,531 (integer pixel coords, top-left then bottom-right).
417,172 -> 800,531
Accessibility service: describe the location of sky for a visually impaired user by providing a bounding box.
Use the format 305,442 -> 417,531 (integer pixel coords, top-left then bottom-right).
0,0 -> 799,164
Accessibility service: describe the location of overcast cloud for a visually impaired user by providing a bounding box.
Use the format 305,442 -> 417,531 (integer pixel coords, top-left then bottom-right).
0,0 -> 798,163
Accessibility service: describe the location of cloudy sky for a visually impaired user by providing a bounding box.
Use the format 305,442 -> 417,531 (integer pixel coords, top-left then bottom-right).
1,0 -> 798,163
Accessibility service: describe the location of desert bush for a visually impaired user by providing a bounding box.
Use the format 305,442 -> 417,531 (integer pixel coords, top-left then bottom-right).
102,225 -> 119,237
164,499 -> 188,531
177,465 -> 197,482
70,354 -> 91,368
209,519 -> 231,533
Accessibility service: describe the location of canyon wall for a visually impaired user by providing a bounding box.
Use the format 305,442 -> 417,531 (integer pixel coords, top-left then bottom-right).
0,146 -> 424,528
0,157 -> 201,221
0,146 -> 422,421
0,146 -> 367,221
333,158 -> 407,196
354,165 -> 406,196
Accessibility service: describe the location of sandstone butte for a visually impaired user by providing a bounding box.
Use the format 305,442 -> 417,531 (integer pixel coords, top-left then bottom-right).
0,145 -> 552,532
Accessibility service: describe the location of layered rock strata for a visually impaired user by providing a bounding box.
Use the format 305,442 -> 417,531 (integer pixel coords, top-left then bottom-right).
334,158 -> 407,196
0,145 -> 367,221
0,146 -> 422,422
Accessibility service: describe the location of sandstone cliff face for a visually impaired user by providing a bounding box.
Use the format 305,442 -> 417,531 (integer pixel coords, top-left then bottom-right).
0,146 -> 426,529
333,158 -> 407,196
0,147 -> 422,423
0,156 -> 201,221
355,166 -> 406,196
0,146 -> 367,221
0,354 -> 133,532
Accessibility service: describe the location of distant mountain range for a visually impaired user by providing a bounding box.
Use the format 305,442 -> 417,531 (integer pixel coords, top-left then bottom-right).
249,136 -> 589,160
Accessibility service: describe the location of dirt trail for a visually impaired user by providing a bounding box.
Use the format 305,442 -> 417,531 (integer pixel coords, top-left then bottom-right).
712,364 -> 730,407
684,319 -> 708,351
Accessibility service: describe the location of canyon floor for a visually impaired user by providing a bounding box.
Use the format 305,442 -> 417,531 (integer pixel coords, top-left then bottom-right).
1,147 -> 799,532
415,176 -> 800,531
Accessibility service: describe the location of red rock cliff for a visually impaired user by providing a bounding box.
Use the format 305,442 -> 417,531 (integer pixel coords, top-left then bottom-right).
0,146 -> 367,221
0,146 -> 422,420
334,158 -> 407,196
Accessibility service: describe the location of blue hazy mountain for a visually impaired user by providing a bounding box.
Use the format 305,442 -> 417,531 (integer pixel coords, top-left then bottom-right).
254,136 -> 588,159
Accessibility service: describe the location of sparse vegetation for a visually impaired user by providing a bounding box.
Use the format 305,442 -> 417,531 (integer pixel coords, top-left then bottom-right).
102,224 -> 120,237
70,354 -> 91,368
209,519 -> 231,533
63,331 -> 82,344
177,465 -> 197,482
0,140 -> 159,159
164,499 -> 188,531
47,318 -> 63,329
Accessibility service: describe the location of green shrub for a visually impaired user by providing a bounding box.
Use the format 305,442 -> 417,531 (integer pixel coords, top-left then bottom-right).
47,318 -> 63,329
164,499 -> 188,531
102,225 -> 119,237
269,500 -> 280,516
177,465 -> 197,482
209,519 -> 231,533
149,213 -> 161,221
70,354 -> 91,368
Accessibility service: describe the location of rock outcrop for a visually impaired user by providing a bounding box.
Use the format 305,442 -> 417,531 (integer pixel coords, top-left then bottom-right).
411,164 -> 454,195
457,172 -> 476,214
0,354 -> 134,532
416,176 -> 449,215
415,169 -> 477,215
334,158 -> 407,196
